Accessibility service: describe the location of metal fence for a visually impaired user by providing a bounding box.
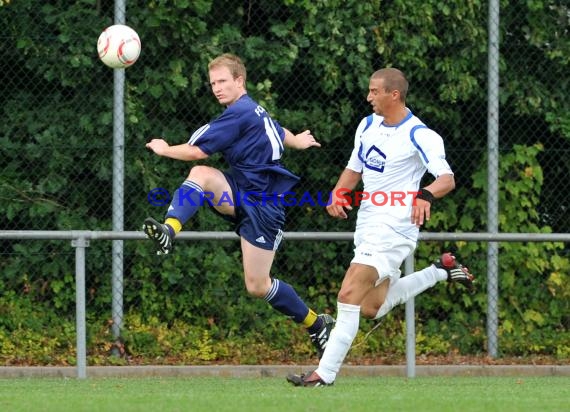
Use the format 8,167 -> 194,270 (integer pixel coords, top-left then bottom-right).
3,230 -> 569,379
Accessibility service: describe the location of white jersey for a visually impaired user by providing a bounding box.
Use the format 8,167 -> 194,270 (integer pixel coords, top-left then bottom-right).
346,110 -> 453,240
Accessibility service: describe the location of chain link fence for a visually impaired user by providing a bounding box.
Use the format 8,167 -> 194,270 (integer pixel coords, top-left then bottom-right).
1,0 -> 568,366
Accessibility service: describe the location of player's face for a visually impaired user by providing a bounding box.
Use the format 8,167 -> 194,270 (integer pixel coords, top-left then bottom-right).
367,78 -> 397,116
209,66 -> 245,106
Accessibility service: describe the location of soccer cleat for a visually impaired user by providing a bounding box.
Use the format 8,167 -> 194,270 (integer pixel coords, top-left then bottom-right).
142,217 -> 173,255
435,252 -> 475,293
310,314 -> 335,359
286,370 -> 332,387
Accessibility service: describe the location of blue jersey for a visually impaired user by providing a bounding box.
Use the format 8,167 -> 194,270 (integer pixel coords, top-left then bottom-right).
188,94 -> 300,194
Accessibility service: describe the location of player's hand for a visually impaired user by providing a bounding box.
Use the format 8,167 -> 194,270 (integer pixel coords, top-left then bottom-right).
146,139 -> 170,156
295,130 -> 321,149
411,198 -> 431,227
326,193 -> 352,219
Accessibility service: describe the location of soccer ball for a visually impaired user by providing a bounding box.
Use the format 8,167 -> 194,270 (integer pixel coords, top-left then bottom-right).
97,24 -> 141,69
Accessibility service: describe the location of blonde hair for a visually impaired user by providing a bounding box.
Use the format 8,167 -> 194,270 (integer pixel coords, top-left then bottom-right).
371,68 -> 408,102
208,53 -> 247,83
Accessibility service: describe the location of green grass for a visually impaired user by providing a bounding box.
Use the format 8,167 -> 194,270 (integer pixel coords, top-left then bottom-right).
0,376 -> 568,412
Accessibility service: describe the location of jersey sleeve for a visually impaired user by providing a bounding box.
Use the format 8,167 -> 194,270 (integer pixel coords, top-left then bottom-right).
345,117 -> 369,173
411,127 -> 454,177
272,118 -> 286,142
187,110 -> 241,155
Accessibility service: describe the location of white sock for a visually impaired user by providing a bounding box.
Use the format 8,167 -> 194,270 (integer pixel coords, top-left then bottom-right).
374,265 -> 447,319
315,302 -> 360,383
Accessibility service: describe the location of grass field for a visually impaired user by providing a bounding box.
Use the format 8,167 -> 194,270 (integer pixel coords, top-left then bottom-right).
1,376 -> 568,412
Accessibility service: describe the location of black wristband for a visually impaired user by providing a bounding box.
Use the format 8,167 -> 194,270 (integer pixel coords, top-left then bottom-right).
415,188 -> 435,204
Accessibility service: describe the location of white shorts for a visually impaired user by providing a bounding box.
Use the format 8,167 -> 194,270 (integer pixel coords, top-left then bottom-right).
351,224 -> 417,285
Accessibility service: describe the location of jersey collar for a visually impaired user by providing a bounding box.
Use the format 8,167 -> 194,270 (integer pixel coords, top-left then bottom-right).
381,109 -> 413,128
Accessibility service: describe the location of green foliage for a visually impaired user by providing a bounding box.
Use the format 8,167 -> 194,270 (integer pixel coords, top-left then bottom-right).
415,143 -> 569,357
0,0 -> 568,364
0,294 -> 76,365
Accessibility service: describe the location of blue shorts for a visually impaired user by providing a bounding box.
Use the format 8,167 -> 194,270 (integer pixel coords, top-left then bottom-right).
212,172 -> 286,251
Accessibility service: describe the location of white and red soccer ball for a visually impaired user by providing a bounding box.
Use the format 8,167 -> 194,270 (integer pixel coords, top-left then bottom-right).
97,24 -> 141,69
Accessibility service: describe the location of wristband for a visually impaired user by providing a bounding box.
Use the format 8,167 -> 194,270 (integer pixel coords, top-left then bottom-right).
415,188 -> 435,204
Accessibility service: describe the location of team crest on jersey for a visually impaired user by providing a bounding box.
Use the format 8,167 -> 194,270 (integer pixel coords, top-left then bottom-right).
365,145 -> 386,172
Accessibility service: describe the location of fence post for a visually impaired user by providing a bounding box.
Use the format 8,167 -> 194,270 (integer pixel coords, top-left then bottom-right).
405,254 -> 416,378
71,236 -> 89,379
111,0 -> 127,355
487,0 -> 501,358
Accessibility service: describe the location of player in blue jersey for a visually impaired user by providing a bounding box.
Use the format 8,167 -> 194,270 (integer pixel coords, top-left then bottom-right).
142,53 -> 334,358
287,68 -> 475,386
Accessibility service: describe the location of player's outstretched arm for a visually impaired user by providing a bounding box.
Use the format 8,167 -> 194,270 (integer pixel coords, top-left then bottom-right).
283,129 -> 321,150
146,139 -> 209,161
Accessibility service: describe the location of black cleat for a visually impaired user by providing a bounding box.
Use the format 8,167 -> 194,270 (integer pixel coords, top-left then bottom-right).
287,370 -> 332,387
435,252 -> 475,293
310,314 -> 335,359
142,217 -> 173,255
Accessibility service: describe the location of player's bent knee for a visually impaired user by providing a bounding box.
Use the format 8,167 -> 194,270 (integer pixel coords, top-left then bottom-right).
187,165 -> 211,180
360,304 -> 380,319
337,284 -> 361,303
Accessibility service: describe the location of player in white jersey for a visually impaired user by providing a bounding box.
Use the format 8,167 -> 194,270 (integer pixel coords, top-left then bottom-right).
287,68 -> 475,387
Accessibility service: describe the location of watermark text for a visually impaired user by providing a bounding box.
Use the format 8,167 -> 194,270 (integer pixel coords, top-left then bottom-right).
147,188 -> 422,207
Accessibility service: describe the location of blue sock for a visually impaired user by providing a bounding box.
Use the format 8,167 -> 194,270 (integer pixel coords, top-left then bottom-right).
307,316 -> 324,335
165,180 -> 206,224
264,278 -> 310,323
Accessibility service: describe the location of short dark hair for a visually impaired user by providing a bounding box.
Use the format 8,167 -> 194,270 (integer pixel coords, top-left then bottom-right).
371,68 -> 408,101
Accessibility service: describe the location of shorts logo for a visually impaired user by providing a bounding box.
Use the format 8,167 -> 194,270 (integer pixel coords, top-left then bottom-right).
255,236 -> 266,244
